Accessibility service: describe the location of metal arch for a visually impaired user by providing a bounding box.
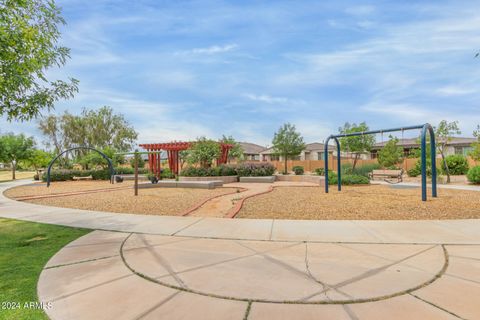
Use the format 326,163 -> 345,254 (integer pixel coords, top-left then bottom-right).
324,135 -> 341,193
323,123 -> 437,201
46,147 -> 115,187
421,123 -> 437,201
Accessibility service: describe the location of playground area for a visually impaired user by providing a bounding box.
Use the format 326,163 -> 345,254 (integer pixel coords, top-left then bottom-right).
3,181 -> 238,216
4,180 -> 480,220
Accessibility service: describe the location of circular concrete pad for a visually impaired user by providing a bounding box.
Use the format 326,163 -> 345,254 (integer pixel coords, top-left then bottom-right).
121,233 -> 446,303
38,231 -> 480,320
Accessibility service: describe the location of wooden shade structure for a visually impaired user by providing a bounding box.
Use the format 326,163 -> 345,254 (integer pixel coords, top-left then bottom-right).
139,141 -> 233,176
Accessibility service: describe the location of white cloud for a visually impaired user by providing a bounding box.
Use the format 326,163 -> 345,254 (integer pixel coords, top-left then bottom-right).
176,44 -> 238,55
435,86 -> 477,96
244,93 -> 289,104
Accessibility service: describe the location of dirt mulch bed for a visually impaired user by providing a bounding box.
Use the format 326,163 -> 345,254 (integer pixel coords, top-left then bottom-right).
3,180 -> 134,198
4,181 -> 236,216
237,185 -> 480,220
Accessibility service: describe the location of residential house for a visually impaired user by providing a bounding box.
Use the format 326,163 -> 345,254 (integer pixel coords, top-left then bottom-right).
371,137 -> 476,158
238,142 -> 267,161
260,143 -> 336,161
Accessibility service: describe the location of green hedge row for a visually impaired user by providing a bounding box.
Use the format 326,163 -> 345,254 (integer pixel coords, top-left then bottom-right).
327,172 -> 370,185
180,162 -> 275,177
42,167 -> 149,182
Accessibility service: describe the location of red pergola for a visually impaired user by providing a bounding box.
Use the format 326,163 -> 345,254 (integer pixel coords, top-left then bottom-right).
139,141 -> 233,176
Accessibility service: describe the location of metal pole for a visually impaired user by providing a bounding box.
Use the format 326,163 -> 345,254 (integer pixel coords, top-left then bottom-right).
336,137 -> 341,191
421,126 -> 427,201
428,124 -> 438,197
134,150 -> 139,196
324,140 -> 329,193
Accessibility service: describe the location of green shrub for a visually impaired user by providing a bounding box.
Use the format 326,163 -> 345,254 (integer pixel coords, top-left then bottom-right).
314,168 -> 325,176
235,162 -> 275,177
407,167 -> 421,177
42,169 -> 115,182
160,168 -> 175,179
292,166 -> 304,175
342,163 -> 381,177
467,166 -> 480,184
179,163 -> 274,177
217,165 -> 237,176
114,167 -> 148,175
327,172 -> 369,185
444,155 -> 469,175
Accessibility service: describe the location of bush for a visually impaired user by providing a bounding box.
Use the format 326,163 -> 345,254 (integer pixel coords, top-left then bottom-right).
467,166 -> 480,184
314,168 -> 325,176
114,167 -> 148,175
292,166 -> 304,175
342,163 -> 381,177
42,169 -> 114,182
179,162 -> 275,177
235,162 -> 275,177
407,167 -> 421,177
160,168 -> 175,179
444,155 -> 469,175
327,172 -> 369,185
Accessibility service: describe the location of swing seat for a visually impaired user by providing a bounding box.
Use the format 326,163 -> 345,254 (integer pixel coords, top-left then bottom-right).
369,169 -> 403,183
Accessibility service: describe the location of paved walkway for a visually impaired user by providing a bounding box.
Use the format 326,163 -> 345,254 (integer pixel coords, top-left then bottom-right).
1,180 -> 479,319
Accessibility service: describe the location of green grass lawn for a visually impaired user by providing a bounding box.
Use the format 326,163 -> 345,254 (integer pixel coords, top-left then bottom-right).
0,171 -> 35,183
0,219 -> 90,320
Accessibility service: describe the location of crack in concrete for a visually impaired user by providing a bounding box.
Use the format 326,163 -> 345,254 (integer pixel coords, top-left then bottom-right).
139,233 -> 188,289
154,241 -> 303,280
303,242 -> 353,301
44,254 -> 119,269
342,304 -> 360,320
409,293 -> 465,320
122,235 -> 194,253
50,274 -> 134,302
243,301 -> 252,320
134,291 -> 181,320
300,244 -> 439,301
170,218 -> 205,236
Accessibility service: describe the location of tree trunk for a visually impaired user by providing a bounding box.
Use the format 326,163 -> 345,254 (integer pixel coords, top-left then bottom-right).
11,162 -> 16,180
441,152 -> 450,183
284,156 -> 288,174
352,154 -> 360,170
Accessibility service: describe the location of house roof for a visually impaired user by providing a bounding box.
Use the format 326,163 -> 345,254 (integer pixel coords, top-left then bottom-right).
239,142 -> 267,154
259,142 -> 335,154
372,137 -> 476,149
304,142 -> 335,152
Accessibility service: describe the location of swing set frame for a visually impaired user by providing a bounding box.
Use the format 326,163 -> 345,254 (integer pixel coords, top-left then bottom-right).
324,123 -> 437,201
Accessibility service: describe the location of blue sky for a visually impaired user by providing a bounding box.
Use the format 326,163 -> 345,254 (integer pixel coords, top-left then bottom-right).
1,0 -> 480,147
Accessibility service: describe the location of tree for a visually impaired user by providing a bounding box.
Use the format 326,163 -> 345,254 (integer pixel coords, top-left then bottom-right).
469,125 -> 480,161
220,135 -> 244,163
186,137 -> 221,168
435,120 -> 461,183
0,0 -> 78,121
377,136 -> 403,168
77,147 -> 124,170
272,123 -> 305,174
38,106 -> 138,156
338,122 -> 375,170
0,133 -> 35,180
23,149 -> 52,176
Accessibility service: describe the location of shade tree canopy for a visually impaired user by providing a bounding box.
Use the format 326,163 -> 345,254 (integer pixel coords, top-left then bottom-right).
0,0 -> 78,121
338,122 -> 375,170
272,123 -> 305,174
0,133 -> 36,179
38,106 -> 138,156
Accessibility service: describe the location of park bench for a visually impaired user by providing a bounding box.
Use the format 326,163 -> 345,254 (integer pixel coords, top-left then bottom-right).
369,169 -> 403,183
72,175 -> 93,181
